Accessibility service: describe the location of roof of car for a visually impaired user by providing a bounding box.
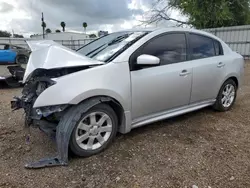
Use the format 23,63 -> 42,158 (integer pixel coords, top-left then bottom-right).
115,27 -> 221,41
117,27 -> 209,34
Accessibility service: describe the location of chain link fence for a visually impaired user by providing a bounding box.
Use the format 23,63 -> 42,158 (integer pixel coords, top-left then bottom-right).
1,25 -> 250,58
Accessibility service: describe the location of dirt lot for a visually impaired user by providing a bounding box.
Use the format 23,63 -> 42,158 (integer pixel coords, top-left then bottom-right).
0,63 -> 250,188
0,65 -> 12,77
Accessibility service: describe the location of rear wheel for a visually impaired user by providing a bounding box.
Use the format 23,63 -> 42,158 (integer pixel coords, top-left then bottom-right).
213,79 -> 237,111
69,103 -> 118,157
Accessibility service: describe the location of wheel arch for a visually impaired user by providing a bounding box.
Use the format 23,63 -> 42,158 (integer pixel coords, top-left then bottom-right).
215,74 -> 239,100
221,75 -> 239,89
229,76 -> 238,89
75,95 -> 128,134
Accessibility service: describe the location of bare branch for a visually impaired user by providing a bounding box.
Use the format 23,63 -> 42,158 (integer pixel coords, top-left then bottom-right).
138,0 -> 190,27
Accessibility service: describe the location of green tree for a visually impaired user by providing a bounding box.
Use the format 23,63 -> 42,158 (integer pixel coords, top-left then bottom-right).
83,22 -> 88,33
0,30 -> 11,37
61,22 -> 66,32
147,0 -> 250,29
45,28 -> 52,34
55,29 -> 61,33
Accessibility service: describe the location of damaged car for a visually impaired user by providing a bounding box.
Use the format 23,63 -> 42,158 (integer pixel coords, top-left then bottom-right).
11,28 -> 244,168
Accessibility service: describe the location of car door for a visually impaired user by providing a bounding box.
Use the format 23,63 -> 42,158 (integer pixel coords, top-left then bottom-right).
188,33 -> 226,103
130,32 -> 193,120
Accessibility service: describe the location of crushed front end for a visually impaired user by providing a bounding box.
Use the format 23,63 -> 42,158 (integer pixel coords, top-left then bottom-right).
11,73 -> 70,168
10,40 -> 104,169
11,73 -> 67,131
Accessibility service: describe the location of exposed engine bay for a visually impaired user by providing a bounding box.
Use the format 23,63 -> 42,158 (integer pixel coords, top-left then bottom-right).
11,65 -> 94,127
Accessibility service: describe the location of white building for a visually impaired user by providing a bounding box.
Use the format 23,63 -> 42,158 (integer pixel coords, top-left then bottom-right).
30,32 -> 89,40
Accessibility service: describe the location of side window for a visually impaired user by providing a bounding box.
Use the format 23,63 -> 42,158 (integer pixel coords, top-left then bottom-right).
3,44 -> 10,50
214,40 -> 223,56
189,34 -> 215,60
0,44 -> 5,50
138,33 -> 187,66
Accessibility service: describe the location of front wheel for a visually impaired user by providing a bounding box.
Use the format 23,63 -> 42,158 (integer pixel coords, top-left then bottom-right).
213,79 -> 237,112
69,103 -> 118,157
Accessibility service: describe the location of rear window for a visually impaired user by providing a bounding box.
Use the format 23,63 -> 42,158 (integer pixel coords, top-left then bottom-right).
214,40 -> 223,56
189,34 -> 215,60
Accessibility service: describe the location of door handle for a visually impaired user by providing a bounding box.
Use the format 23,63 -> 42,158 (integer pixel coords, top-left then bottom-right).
217,62 -> 225,68
179,70 -> 190,76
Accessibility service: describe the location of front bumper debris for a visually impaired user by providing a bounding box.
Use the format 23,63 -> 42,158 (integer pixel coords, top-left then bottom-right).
24,157 -> 67,169
11,97 -> 24,110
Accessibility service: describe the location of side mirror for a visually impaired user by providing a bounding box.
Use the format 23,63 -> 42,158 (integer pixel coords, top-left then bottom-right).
136,54 -> 160,66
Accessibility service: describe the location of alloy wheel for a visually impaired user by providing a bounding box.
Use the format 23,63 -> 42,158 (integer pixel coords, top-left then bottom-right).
221,84 -> 236,108
75,112 -> 112,150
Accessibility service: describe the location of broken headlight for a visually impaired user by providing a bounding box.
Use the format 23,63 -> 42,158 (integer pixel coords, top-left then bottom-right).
36,82 -> 48,96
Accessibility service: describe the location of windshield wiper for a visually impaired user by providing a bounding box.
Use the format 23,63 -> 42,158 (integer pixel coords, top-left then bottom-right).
87,34 -> 132,58
85,43 -> 107,57
85,34 -> 130,57
107,34 -> 130,46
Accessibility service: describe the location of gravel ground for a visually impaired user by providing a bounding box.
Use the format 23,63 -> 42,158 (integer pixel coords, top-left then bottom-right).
0,63 -> 250,188
0,65 -> 12,77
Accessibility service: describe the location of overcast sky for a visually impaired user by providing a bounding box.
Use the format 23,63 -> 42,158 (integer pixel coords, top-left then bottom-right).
0,0 -> 182,37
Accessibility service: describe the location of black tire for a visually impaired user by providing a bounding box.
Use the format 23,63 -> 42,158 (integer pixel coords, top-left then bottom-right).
15,55 -> 28,65
213,79 -> 237,112
68,103 -> 118,157
5,76 -> 22,88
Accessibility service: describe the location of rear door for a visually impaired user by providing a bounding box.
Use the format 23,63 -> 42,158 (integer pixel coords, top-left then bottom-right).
188,33 -> 225,103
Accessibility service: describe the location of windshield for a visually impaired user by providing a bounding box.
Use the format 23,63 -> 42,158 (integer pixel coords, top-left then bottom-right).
77,31 -> 149,62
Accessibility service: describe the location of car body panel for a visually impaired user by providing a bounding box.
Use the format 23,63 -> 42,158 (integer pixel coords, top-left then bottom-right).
24,41 -> 103,82
33,61 -> 131,112
190,55 -> 227,103
132,99 -> 216,128
131,62 -> 192,119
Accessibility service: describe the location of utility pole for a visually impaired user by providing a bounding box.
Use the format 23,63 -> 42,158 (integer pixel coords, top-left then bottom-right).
41,12 -> 45,39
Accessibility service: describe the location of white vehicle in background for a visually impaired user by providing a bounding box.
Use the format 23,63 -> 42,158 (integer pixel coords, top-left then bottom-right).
11,28 -> 244,168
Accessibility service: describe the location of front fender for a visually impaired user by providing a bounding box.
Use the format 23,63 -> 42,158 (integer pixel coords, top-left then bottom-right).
33,61 -> 131,111
34,86 -> 126,109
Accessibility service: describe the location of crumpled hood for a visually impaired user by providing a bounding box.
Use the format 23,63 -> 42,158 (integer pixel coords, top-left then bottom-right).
23,40 -> 104,82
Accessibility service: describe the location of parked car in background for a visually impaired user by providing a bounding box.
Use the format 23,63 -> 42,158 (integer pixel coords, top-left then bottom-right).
0,43 -> 30,64
11,28 -> 244,168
